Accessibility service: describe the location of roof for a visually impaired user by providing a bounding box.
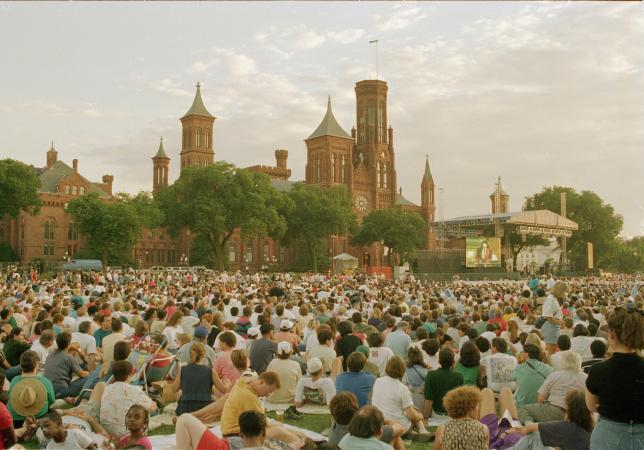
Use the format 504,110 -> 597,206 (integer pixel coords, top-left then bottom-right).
439,209 -> 578,230
270,179 -> 295,192
396,189 -> 418,207
422,156 -> 433,184
306,96 -> 352,140
37,160 -> 110,198
181,82 -> 213,119
490,176 -> 509,197
333,252 -> 358,261
153,137 -> 169,159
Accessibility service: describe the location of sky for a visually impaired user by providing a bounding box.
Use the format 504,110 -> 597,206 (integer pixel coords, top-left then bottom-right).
1,2 -> 642,237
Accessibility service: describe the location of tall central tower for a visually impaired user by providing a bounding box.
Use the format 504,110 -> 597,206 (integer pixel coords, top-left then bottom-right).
353,80 -> 397,216
180,82 -> 215,172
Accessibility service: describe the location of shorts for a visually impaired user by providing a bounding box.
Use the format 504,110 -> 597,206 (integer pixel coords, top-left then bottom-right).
480,413 -> 522,449
380,425 -> 394,443
197,430 -> 229,450
541,321 -> 559,345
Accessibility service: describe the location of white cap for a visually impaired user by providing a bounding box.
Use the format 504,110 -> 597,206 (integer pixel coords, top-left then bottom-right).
247,327 -> 260,338
280,319 -> 294,330
277,341 -> 292,355
307,357 -> 323,374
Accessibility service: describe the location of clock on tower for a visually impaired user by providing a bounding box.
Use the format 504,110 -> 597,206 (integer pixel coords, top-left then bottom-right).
354,194 -> 368,212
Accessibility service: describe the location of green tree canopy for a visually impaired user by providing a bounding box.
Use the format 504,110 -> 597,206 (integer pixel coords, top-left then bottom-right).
0,159 -> 42,218
66,193 -> 140,268
282,183 -> 356,272
156,163 -> 289,271
604,237 -> 644,274
524,186 -> 623,270
114,191 -> 164,228
352,207 -> 426,267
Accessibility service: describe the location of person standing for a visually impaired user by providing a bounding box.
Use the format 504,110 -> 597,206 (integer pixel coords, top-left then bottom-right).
585,307 -> 644,449
542,281 -> 566,356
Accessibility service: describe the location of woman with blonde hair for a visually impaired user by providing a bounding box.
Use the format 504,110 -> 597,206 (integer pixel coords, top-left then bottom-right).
162,310 -> 184,352
434,386 -> 488,450
541,281 -> 566,355
173,342 -> 216,415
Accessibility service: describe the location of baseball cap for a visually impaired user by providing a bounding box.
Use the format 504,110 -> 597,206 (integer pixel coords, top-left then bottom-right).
307,357 -> 323,374
193,326 -> 209,339
277,341 -> 292,355
247,327 -> 260,338
280,319 -> 294,330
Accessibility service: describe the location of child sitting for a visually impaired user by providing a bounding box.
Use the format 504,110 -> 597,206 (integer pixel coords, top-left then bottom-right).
117,404 -> 152,450
39,409 -> 96,449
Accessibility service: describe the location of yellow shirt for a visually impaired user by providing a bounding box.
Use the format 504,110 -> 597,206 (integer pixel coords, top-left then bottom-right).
220,378 -> 263,435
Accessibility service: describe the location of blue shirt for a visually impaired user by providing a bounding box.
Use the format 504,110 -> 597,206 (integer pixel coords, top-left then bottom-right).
335,371 -> 375,407
384,330 -> 412,357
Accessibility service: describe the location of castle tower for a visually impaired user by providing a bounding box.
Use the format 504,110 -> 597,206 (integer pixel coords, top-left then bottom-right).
304,95 -> 354,189
180,82 -> 215,172
490,176 -> 510,214
46,141 -> 58,168
353,80 -> 397,213
421,156 -> 437,249
152,137 -> 170,193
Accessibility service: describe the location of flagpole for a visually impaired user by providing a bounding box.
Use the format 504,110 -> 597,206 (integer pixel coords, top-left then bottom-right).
369,39 -> 379,80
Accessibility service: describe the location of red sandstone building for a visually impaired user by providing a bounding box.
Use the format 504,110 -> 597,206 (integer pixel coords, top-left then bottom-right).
1,78 -> 439,272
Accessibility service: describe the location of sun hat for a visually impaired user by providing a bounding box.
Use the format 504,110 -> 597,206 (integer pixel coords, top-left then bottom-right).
280,319 -> 294,330
10,377 -> 47,417
307,357 -> 323,374
247,327 -> 260,338
277,341 -> 292,355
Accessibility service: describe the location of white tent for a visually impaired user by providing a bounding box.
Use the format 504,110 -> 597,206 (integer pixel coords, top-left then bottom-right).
332,253 -> 359,273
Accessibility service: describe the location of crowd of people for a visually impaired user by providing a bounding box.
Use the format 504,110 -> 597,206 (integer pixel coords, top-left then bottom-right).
0,267 -> 641,450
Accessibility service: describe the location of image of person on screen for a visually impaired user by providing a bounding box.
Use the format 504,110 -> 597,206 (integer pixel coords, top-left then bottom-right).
476,240 -> 497,265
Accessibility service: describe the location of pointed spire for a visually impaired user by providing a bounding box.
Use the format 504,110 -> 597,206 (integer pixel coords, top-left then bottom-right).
182,82 -> 213,119
48,141 -> 57,153
307,95 -> 351,140
422,155 -> 433,184
491,176 -> 508,197
153,136 -> 169,159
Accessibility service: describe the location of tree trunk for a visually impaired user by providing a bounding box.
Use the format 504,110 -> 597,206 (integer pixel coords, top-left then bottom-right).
101,251 -> 108,273
511,244 -> 524,272
208,233 -> 225,272
308,240 -> 317,273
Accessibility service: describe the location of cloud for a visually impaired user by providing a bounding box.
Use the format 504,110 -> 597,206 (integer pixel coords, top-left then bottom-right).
327,29 -> 365,44
2,101 -> 102,118
190,48 -> 257,76
375,6 -> 427,32
152,79 -> 192,97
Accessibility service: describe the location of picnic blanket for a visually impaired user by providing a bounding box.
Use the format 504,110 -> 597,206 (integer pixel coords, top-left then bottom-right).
148,422 -> 327,449
264,402 -> 331,415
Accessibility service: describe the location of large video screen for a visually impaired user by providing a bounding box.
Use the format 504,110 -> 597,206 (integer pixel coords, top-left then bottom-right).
466,237 -> 501,268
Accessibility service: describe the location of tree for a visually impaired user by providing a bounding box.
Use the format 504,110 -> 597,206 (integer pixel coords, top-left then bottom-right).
605,237 -> 644,274
0,243 -> 18,263
0,159 -> 41,218
66,193 -> 140,268
282,183 -> 356,272
352,207 -> 426,267
156,163 -> 289,271
524,186 -> 623,270
113,191 -> 164,228
507,232 -> 549,272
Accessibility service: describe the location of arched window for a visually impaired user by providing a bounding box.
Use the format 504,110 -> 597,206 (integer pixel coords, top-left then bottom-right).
331,154 -> 336,182
228,241 -> 237,263
205,130 -> 210,148
376,162 -> 381,188
341,156 -> 346,183
195,129 -> 201,148
359,105 -> 366,143
64,186 -> 70,195
383,163 -> 388,188
79,186 -> 85,195
68,223 -> 78,240
44,220 -> 55,240
263,241 -> 270,263
71,186 -> 78,195
316,155 -> 321,182
245,240 -> 253,263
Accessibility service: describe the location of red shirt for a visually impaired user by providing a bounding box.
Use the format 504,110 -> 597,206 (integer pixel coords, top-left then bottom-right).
0,402 -> 13,450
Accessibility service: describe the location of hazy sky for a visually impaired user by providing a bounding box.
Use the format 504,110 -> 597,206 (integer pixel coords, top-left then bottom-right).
1,2 -> 642,237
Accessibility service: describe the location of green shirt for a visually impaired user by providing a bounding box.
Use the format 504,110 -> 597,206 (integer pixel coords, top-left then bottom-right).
8,375 -> 56,420
510,359 -> 554,406
93,328 -> 112,348
455,363 -> 480,386
3,340 -> 30,367
424,368 -> 464,415
473,321 -> 488,336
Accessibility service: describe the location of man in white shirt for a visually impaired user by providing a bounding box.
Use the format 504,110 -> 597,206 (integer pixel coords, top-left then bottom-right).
71,321 -> 98,371
31,330 -> 57,366
480,338 -> 517,392
100,318 -> 127,368
546,274 -> 556,292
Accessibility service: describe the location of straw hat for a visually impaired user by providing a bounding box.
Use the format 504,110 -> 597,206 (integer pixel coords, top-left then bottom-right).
9,378 -> 47,417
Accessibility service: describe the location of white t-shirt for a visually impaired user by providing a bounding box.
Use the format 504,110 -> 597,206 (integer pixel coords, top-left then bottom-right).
30,341 -> 54,365
163,325 -> 183,350
294,377 -> 336,405
71,332 -> 97,356
570,336 -> 604,361
480,353 -> 518,392
368,346 -> 394,376
542,295 -> 563,320
372,376 -> 414,431
45,428 -> 93,449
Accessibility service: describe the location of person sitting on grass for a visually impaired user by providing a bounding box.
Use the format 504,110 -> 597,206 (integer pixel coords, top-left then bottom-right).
338,405 -> 395,450
294,357 -> 336,408
424,348 -> 464,418
335,352 -> 375,408
8,350 -> 56,424
434,386 -> 489,450
117,404 -> 152,450
39,409 -> 97,449
43,331 -> 89,403
373,355 -> 433,441
328,391 -> 406,450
